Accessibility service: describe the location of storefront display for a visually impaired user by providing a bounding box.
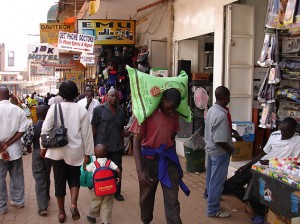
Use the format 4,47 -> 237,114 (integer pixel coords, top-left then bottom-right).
257,0 -> 300,129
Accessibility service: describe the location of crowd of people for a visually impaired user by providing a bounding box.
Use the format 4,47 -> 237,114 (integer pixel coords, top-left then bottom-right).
0,82 -> 299,224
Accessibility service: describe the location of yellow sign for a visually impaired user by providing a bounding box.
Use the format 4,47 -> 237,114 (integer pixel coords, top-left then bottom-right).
77,19 -> 135,45
65,73 -> 84,83
40,23 -> 75,44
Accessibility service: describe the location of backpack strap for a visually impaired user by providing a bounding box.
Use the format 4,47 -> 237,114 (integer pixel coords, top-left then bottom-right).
105,160 -> 111,167
94,161 -> 101,168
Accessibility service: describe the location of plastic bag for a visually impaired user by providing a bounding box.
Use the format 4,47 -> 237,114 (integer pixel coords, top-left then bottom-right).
127,65 -> 192,124
257,33 -> 277,67
80,155 -> 95,188
259,103 -> 277,129
276,86 -> 300,103
266,0 -> 280,29
279,60 -> 300,72
183,129 -> 206,151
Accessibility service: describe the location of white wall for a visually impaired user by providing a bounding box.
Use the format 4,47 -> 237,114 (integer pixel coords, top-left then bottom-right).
174,0 -> 237,89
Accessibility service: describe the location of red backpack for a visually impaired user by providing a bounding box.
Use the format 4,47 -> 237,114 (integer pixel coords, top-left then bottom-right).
93,160 -> 117,196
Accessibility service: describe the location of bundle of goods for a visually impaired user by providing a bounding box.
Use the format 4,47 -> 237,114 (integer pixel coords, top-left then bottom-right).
276,86 -> 300,103
257,32 -> 278,67
279,60 -> 300,72
252,157 -> 300,188
259,103 -> 277,129
126,65 -> 191,124
257,69 -> 276,103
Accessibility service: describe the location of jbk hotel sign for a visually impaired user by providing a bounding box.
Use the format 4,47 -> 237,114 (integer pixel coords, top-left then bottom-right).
27,44 -> 59,62
77,19 -> 135,45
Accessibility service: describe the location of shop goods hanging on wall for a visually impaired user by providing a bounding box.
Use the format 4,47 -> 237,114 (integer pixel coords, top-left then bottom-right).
257,0 -> 300,129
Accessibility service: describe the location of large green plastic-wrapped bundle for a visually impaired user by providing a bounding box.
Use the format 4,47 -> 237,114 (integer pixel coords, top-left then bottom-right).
127,65 -> 192,124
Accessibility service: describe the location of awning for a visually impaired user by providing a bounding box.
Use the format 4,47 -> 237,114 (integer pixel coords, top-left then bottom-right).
47,4 -> 59,23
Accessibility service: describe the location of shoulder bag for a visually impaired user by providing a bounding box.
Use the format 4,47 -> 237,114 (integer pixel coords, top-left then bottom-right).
41,103 -> 68,148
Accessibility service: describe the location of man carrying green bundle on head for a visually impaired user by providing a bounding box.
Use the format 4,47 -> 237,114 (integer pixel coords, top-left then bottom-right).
130,88 -> 190,224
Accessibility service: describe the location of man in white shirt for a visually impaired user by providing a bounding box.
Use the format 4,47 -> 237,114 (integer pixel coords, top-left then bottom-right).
0,86 -> 28,214
224,117 -> 300,219
48,94 -> 63,106
78,86 -> 100,122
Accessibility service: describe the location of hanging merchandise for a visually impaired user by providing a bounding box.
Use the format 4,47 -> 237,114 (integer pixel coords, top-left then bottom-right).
257,33 -> 277,67
268,64 -> 281,84
290,2 -> 300,35
259,103 -> 277,129
284,0 -> 297,26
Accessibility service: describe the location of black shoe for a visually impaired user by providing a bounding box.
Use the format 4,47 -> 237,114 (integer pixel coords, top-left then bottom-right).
114,194 -> 124,201
87,215 -> 96,223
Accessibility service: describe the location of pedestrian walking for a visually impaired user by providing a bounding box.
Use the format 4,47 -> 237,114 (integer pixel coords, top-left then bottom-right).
85,144 -> 121,224
78,86 -> 100,122
91,88 -> 126,202
23,105 -> 52,215
41,81 -> 94,223
0,86 -> 28,214
130,88 -> 190,224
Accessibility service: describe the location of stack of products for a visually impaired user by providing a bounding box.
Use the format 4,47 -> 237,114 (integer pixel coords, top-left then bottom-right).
252,157 -> 300,189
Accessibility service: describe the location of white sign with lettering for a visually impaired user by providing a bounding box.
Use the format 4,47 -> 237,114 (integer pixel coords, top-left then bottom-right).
58,31 -> 95,53
282,37 -> 300,53
27,44 -> 59,62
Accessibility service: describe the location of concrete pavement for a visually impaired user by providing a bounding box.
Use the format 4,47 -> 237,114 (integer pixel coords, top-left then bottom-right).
0,153 -> 252,224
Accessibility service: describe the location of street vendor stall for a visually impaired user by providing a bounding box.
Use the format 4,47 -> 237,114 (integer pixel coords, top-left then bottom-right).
247,162 -> 300,219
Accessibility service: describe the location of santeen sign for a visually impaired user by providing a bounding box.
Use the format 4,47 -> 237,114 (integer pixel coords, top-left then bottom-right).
58,31 -> 95,53
27,44 -> 59,62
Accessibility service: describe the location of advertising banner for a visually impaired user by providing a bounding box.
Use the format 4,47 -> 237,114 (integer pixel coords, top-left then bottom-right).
65,73 -> 84,83
79,54 -> 95,64
40,23 -> 75,44
77,19 -> 135,45
27,44 -> 59,62
58,31 -> 95,53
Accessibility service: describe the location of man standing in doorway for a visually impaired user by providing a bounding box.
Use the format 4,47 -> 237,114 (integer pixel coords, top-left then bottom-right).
91,88 -> 126,201
78,86 -> 100,122
205,86 -> 235,218
130,88 -> 190,224
0,86 -> 28,214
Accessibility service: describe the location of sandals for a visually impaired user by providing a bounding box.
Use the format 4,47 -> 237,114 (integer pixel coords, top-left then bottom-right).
58,213 -> 66,223
70,207 -> 81,221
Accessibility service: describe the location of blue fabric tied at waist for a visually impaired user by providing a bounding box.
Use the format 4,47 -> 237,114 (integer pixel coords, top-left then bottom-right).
142,144 -> 190,196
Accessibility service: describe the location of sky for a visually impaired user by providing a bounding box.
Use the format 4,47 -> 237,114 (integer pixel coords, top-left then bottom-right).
0,0 -> 56,71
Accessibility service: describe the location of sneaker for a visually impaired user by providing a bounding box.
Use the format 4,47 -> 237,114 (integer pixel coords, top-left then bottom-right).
0,209 -> 7,215
10,201 -> 24,209
38,209 -> 47,216
250,216 -> 265,224
208,211 -> 230,218
114,194 -> 124,201
87,215 -> 96,223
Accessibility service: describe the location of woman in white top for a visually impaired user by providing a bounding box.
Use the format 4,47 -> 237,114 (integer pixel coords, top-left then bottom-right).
41,81 -> 94,223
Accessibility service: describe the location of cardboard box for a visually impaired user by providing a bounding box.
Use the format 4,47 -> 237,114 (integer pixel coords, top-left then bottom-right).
267,208 -> 291,224
192,73 -> 209,80
231,142 -> 253,161
232,121 -> 255,142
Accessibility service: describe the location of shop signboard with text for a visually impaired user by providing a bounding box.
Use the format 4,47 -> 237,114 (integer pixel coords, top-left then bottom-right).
65,72 -> 84,83
77,19 -> 135,45
58,31 -> 95,53
40,23 -> 74,44
27,44 -> 59,62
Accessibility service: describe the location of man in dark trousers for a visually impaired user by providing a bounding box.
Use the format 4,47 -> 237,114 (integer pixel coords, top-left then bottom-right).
91,88 -> 126,201
130,88 -> 190,224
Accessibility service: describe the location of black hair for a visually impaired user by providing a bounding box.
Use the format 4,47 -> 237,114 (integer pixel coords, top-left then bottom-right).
282,117 -> 298,130
163,88 -> 181,108
36,105 -> 49,120
59,81 -> 79,101
215,86 -> 230,101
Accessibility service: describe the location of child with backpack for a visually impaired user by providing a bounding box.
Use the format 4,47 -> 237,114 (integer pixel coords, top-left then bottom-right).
84,144 -> 121,224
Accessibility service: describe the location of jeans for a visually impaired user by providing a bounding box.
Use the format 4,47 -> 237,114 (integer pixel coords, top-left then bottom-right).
32,149 -> 50,211
0,157 -> 25,212
206,153 -> 230,216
